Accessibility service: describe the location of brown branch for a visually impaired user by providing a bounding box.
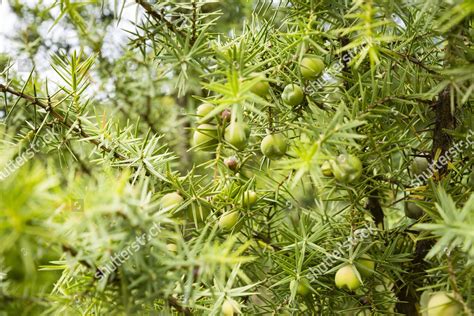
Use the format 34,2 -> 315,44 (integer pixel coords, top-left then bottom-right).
191,1 -> 198,45
63,244 -> 193,316
394,77 -> 453,316
0,83 -> 168,181
135,0 -> 187,38
389,50 -> 440,75
365,189 -> 384,229
394,239 -> 434,315
167,296 -> 192,315
431,87 -> 455,175
142,95 -> 159,134
365,95 -> 432,112
402,54 -> 440,75
0,83 -> 125,160
62,244 -> 93,269
395,24 -> 463,314
69,145 -> 92,176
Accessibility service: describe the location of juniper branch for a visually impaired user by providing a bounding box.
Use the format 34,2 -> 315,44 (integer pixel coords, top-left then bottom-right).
0,83 -> 170,182
0,83 -> 125,160
135,0 -> 187,39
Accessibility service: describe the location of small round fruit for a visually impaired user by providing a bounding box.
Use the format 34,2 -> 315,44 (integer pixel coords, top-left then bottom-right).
411,157 -> 429,176
321,160 -> 333,177
296,278 -> 311,296
249,73 -> 270,97
300,55 -> 325,80
242,190 -> 258,207
282,84 -> 304,106
335,265 -> 361,291
427,292 -> 461,316
356,254 -> 375,278
219,211 -> 240,231
224,156 -> 239,171
222,298 -> 237,316
196,103 -> 215,122
225,122 -> 250,150
161,192 -> 184,211
405,201 -> 424,219
260,134 -> 288,159
221,109 -> 231,121
193,124 -> 218,151
331,154 -> 363,184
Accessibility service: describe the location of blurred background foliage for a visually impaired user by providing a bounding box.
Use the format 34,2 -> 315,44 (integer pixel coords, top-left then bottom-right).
0,0 -> 473,315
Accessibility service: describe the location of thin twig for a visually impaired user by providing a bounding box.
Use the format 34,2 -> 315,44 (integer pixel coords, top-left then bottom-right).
191,0 -> 197,45
167,296 -> 192,315
365,95 -> 432,112
0,83 -> 169,181
135,0 -> 187,38
388,50 -> 440,75
0,83 -> 125,160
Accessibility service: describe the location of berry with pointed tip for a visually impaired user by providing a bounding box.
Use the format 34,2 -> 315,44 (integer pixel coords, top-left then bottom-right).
292,278 -> 311,296
242,190 -> 258,207
405,201 -> 424,219
260,134 -> 287,159
411,156 -> 429,176
330,154 -> 362,184
222,298 -> 237,316
356,254 -> 375,277
224,122 -> 250,150
196,103 -> 215,123
161,192 -> 184,211
282,84 -> 304,106
219,211 -> 240,231
249,73 -> 270,97
335,265 -> 361,291
427,292 -> 461,316
193,124 -> 218,151
300,56 -> 325,79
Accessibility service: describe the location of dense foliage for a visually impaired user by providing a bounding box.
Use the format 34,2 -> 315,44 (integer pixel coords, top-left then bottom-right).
0,0 -> 473,315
